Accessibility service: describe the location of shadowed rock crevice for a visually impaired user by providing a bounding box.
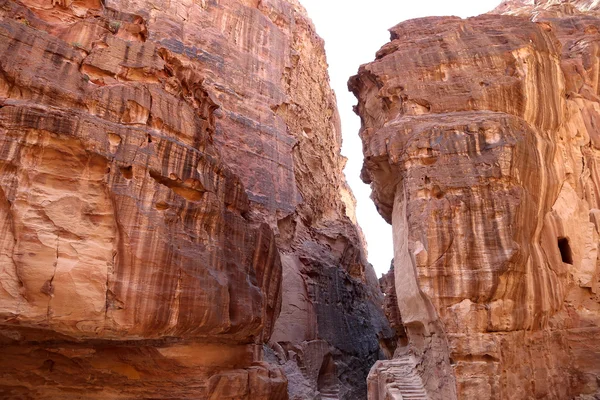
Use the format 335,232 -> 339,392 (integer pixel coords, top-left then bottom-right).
558,236 -> 573,265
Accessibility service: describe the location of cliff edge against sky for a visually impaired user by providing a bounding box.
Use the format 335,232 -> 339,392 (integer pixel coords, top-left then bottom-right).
351,0 -> 600,398
0,0 -> 392,398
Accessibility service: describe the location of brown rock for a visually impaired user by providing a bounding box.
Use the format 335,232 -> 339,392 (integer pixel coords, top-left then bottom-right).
0,0 -> 392,398
378,263 -> 404,357
0,0 -> 285,396
351,1 -> 600,399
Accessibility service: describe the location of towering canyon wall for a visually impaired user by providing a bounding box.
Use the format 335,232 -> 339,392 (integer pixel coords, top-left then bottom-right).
0,0 -> 392,398
351,0 -> 600,399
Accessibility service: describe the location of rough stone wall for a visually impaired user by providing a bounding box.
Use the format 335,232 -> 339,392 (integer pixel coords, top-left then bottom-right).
0,0 -> 391,398
351,1 -> 600,399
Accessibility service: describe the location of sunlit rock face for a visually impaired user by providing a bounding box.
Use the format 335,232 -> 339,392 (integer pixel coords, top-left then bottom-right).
0,0 -> 391,398
351,1 -> 600,399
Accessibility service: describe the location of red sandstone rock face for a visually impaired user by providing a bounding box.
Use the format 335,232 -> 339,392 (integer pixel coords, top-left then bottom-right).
0,0 -> 391,398
0,1 -> 285,397
351,1 -> 600,399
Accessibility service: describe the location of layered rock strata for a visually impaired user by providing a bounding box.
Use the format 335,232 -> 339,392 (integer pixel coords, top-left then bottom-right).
351,1 -> 600,398
0,0 -> 391,398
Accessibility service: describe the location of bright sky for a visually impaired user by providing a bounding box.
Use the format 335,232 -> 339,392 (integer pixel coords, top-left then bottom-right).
300,0 -> 501,276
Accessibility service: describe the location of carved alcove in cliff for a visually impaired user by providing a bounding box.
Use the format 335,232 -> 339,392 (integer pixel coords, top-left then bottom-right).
558,237 -> 573,265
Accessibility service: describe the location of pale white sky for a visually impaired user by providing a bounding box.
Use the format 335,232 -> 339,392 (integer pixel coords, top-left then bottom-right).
300,0 -> 501,276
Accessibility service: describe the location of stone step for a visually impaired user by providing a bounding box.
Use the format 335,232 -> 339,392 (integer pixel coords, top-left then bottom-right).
391,355 -> 429,400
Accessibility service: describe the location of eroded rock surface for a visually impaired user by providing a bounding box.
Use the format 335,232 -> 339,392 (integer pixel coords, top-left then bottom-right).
351,1 -> 600,399
0,0 -> 391,398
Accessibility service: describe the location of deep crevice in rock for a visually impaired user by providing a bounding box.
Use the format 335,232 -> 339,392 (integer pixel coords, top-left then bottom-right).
558,237 -> 573,265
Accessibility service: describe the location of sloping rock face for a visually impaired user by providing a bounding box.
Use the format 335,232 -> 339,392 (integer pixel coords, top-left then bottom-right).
0,0 -> 391,398
351,1 -> 600,399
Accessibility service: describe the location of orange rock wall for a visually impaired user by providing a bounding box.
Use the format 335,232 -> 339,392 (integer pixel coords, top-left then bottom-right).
0,0 -> 391,398
351,1 -> 600,399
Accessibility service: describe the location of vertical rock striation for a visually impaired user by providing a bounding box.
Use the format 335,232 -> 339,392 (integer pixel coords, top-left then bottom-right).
0,0 -> 391,398
0,0 -> 286,397
351,1 -> 600,399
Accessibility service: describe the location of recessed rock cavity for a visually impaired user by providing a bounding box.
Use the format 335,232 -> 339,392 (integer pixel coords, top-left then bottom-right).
0,0 -> 392,398
351,1 -> 600,399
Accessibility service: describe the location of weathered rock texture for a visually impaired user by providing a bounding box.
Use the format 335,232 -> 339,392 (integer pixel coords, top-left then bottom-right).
0,0 -> 391,398
351,1 -> 600,399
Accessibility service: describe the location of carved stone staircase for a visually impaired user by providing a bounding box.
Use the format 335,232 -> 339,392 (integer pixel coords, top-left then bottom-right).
367,354 -> 429,400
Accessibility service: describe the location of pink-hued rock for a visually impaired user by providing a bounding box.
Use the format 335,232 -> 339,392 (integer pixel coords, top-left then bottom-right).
0,0 -> 391,397
0,1 -> 284,396
351,1 -> 600,399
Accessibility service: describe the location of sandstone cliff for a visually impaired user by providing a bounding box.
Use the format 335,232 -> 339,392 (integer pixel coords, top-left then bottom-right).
0,0 -> 391,398
351,0 -> 600,399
